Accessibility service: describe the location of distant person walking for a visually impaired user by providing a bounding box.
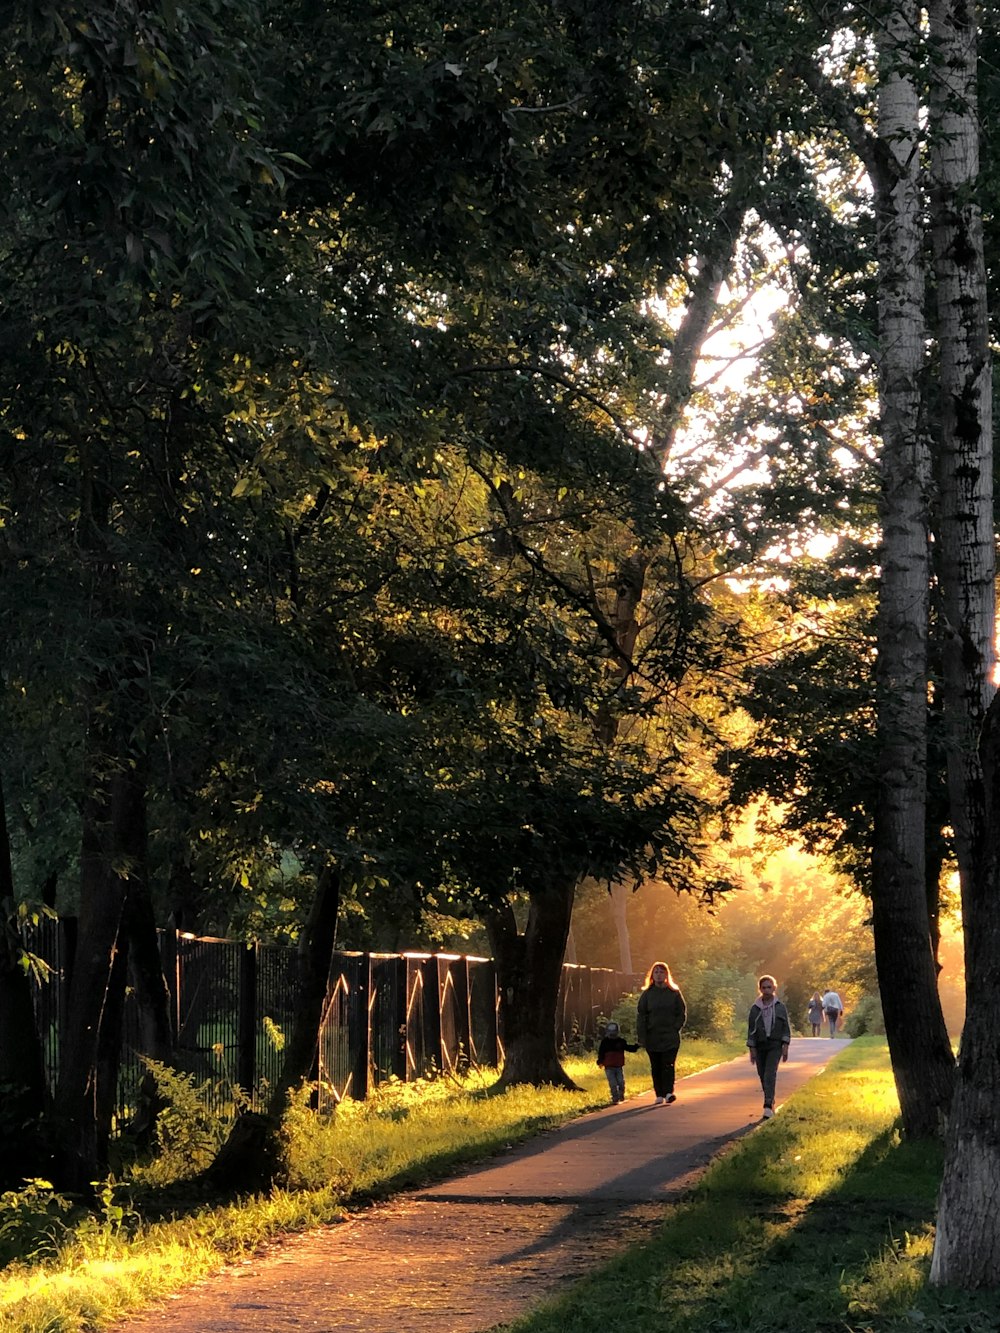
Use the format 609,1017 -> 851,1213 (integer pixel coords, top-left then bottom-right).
596,1021 -> 639,1105
747,974 -> 791,1119
637,960 -> 687,1105
807,991 -> 824,1037
821,988 -> 844,1037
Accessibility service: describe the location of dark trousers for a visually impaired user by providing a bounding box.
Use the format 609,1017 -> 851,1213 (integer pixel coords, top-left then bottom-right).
648,1047 -> 679,1097
754,1041 -> 783,1107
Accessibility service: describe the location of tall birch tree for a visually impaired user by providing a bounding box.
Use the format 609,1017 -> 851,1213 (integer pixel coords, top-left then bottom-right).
926,0 -> 999,1287
870,0 -> 957,1137
787,2 -> 957,1133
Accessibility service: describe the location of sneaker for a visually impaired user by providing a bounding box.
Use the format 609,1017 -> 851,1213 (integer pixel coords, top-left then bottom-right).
762,1106 -> 774,1119
654,1096 -> 665,1105
665,1093 -> 677,1104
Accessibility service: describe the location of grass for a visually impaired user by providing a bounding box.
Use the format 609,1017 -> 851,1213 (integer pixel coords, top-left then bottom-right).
491,1039 -> 1000,1333
0,1038 -> 740,1333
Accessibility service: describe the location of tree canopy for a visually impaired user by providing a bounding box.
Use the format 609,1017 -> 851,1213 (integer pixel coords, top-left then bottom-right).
3,0 -> 1000,1283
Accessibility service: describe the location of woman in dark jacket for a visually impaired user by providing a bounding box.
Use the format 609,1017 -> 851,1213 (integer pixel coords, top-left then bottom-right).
636,960 -> 687,1104
747,974 -> 792,1118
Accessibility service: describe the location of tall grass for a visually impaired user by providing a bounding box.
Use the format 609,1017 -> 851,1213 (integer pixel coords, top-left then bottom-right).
492,1039 -> 1000,1333
0,1040 -> 740,1333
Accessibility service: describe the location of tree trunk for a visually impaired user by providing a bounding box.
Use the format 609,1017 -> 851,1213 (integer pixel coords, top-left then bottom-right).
926,0 -> 995,901
926,0 -> 999,1288
609,880 -> 633,974
126,889 -> 175,1065
121,800 -> 176,1148
269,864 -> 342,1115
95,925 -> 130,1157
53,753 -> 141,1189
931,692 -> 1000,1286
205,864 -> 342,1193
0,769 -> 51,1186
487,884 -> 578,1090
870,0 -> 954,1136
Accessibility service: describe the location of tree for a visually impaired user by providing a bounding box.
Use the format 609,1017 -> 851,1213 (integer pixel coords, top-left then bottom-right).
697,0 -> 959,1136
0,0 -> 315,1186
925,0 -> 998,1286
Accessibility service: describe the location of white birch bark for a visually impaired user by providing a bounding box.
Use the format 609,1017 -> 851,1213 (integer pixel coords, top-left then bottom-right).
927,0 -> 1000,1288
870,0 -> 955,1136
927,0 -> 996,898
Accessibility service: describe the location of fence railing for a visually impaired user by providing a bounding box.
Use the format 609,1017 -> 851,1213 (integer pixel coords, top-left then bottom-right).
25,922 -> 635,1116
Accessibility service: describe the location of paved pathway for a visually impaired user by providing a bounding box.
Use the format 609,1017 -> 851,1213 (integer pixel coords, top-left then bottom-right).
118,1038 -> 849,1333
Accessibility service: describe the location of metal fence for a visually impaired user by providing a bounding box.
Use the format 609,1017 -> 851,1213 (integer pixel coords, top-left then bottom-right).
24,921 -> 634,1117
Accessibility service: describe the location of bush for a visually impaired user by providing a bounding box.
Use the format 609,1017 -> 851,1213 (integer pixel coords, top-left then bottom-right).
128,1060 -> 229,1185
0,1178 -> 74,1267
844,994 -> 885,1036
678,961 -> 760,1041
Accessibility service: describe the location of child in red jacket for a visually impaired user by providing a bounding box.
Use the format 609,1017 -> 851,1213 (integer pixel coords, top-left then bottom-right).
596,1021 -> 639,1105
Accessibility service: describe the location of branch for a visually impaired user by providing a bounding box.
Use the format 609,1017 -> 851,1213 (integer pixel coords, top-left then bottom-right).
789,56 -> 898,200
449,360 -> 652,465
467,459 -> 641,673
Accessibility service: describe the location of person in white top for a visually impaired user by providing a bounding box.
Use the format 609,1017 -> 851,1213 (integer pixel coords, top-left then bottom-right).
821,988 -> 844,1038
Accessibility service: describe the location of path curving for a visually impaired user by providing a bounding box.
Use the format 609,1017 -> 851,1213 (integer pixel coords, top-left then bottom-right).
117,1038 -> 848,1333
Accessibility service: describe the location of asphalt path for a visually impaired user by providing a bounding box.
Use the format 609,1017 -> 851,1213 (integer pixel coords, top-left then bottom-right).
117,1038 -> 850,1333
419,1035 -> 847,1205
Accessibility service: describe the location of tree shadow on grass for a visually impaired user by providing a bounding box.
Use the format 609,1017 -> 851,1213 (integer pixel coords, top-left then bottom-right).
489,1126 -> 999,1333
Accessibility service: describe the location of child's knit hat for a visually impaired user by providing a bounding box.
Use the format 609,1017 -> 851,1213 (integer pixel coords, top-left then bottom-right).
605,1021 -> 619,1035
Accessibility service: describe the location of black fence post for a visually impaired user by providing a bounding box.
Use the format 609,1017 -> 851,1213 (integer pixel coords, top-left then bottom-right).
468,958 -> 498,1069
391,956 -> 407,1081
454,956 -> 472,1070
557,962 -> 570,1048
349,954 -> 371,1100
159,928 -> 180,1044
238,943 -> 257,1098
421,956 -> 442,1076
59,916 -> 77,1086
403,955 -> 423,1081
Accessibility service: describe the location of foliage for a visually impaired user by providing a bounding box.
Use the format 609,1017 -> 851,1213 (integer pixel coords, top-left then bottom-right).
0,0 -> 748,954
0,1180 -> 74,1269
0,0 -> 781,1183
0,0 -> 984,1208
845,994 -> 887,1038
721,596 -> 882,889
574,827 -> 877,1032
127,1061 -> 229,1187
70,1180 -> 138,1259
677,961 -> 763,1040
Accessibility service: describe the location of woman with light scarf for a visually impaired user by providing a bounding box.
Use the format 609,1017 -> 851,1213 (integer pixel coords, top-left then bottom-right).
747,974 -> 791,1119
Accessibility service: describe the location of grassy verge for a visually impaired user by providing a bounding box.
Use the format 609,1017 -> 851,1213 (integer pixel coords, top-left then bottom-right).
0,1038 -> 741,1333
492,1038 -> 999,1333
